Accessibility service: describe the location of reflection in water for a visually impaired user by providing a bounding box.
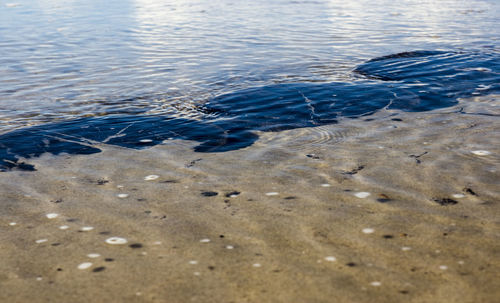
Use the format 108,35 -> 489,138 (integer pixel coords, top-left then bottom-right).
0,0 -> 498,131
1,50 -> 498,170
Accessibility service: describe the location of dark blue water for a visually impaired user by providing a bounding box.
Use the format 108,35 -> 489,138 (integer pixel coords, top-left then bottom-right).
1,0 -> 499,170
1,50 -> 499,170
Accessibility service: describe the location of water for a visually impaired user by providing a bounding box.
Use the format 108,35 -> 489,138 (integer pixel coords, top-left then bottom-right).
1,2 -> 500,301
0,0 -> 499,169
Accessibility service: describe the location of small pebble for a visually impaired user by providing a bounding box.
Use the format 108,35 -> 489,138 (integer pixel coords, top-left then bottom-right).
321,184 -> 331,187
105,237 -> 128,245
471,150 -> 491,156
401,246 -> 411,251
87,253 -> 101,258
370,281 -> 382,287
252,263 -> 262,268
77,262 -> 93,270
117,194 -> 129,198
265,192 -> 279,196
439,265 -> 448,270
324,256 -> 337,262
35,239 -> 48,244
9,222 -> 16,226
458,260 -> 465,265
46,213 -> 59,219
59,225 -> 69,230
189,260 -> 198,265
80,226 -> 94,232
354,192 -> 370,198
144,175 -> 159,181
199,238 -> 211,243
36,277 -> 43,281
226,245 -> 234,250
452,194 -> 465,199
193,272 -> 201,276
362,228 -> 375,234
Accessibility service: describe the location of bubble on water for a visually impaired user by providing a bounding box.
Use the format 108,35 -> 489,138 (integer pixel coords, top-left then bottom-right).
87,253 -> 101,258
354,192 -> 370,198
78,262 -> 93,270
59,225 -> 69,230
46,213 -> 59,219
199,238 -> 211,243
117,194 -> 129,198
105,237 -> 128,245
35,239 -> 48,244
324,256 -> 337,262
471,150 -> 491,156
265,192 -> 279,196
144,175 -> 159,181
362,228 -> 375,234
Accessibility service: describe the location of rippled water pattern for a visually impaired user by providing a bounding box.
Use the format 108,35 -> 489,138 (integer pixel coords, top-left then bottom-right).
1,0 -> 499,130
1,50 -> 499,170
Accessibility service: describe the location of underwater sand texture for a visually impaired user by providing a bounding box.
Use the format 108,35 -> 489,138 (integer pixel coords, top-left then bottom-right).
0,95 -> 499,303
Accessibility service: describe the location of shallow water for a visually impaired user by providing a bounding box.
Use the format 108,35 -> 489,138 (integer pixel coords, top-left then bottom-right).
1,0 -> 500,302
1,0 -> 499,131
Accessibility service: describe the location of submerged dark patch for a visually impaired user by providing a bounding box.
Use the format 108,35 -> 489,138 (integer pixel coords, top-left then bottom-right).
1,50 -> 498,171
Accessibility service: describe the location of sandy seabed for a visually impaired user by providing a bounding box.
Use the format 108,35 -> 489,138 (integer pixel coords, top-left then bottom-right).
1,95 -> 499,303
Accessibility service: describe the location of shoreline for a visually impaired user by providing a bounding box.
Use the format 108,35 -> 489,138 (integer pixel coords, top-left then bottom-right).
1,95 -> 499,302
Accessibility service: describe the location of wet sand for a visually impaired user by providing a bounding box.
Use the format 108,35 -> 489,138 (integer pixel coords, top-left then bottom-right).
1,95 -> 499,303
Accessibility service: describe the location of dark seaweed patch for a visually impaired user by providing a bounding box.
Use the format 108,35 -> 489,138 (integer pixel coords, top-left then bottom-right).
433,198 -> 458,206
342,165 -> 365,175
92,267 -> 106,272
377,194 -> 392,203
201,191 -> 218,197
464,187 -> 477,196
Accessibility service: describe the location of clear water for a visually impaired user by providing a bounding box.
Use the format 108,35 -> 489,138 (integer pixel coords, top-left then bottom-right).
0,0 -> 499,170
1,0 -> 498,127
